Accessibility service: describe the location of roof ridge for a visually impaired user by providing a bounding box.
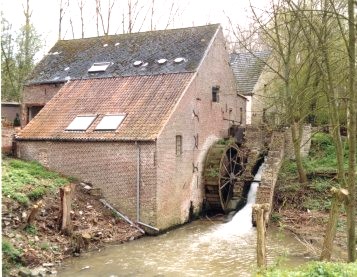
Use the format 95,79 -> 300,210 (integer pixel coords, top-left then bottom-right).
58,24 -> 221,42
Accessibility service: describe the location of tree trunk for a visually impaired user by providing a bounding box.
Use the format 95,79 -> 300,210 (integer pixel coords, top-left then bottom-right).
320,188 -> 348,261
59,183 -> 76,235
346,0 -> 356,262
291,121 -> 307,183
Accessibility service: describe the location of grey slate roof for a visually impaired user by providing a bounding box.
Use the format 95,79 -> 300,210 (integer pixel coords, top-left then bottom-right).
230,51 -> 270,95
26,24 -> 220,85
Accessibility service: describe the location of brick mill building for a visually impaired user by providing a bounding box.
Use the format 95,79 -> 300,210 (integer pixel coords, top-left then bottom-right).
16,24 -> 246,231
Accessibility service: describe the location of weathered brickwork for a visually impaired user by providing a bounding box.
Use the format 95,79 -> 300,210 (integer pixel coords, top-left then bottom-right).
21,83 -> 63,127
1,127 -> 20,154
17,28 -> 246,231
17,141 -> 157,226
156,29 -> 246,229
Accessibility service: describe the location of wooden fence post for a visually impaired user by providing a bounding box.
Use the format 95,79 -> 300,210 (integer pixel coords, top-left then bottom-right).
253,203 -> 270,269
59,183 -> 76,235
320,187 -> 348,261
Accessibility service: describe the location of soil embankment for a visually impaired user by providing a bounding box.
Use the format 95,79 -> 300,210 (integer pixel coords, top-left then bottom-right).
2,174 -> 143,276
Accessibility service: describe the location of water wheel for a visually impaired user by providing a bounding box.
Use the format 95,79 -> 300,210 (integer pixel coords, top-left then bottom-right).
203,141 -> 246,212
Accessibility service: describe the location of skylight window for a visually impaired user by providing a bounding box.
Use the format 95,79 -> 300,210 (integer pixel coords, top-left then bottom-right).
133,60 -> 143,66
157,58 -> 167,64
66,115 -> 96,131
88,62 -> 111,73
174,57 -> 186,63
95,115 -> 125,131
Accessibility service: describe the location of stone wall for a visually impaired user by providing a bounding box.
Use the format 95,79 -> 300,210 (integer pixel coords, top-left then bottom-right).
254,131 -> 285,224
284,124 -> 312,159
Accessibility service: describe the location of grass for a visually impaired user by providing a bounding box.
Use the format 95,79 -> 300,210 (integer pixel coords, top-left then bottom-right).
275,132 -> 348,213
2,157 -> 70,206
2,240 -> 22,275
260,261 -> 357,277
304,132 -> 350,174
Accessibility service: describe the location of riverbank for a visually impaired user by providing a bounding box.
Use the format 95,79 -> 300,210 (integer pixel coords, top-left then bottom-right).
272,132 -> 353,261
2,157 -> 143,276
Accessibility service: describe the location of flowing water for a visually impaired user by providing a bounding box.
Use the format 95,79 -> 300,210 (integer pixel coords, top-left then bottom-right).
58,165 -> 313,276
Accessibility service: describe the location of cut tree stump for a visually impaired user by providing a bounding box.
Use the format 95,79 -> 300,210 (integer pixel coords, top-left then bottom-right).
253,203 -> 270,269
320,187 -> 348,261
26,200 -> 44,226
58,183 -> 76,235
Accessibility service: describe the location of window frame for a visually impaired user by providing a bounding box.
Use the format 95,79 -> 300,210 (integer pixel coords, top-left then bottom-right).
212,86 -> 220,103
176,135 -> 182,156
65,115 -> 97,131
94,114 -> 126,131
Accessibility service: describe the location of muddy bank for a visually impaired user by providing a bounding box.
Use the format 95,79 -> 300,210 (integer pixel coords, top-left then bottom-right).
2,183 -> 143,276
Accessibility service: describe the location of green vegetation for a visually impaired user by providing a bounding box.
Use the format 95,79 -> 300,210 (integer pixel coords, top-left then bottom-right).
304,132 -> 350,174
2,240 -> 22,275
2,157 -> 70,206
276,132 -> 350,212
260,261 -> 357,277
24,224 -> 37,235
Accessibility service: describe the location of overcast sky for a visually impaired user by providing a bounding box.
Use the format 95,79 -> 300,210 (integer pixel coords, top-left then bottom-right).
1,0 -> 270,56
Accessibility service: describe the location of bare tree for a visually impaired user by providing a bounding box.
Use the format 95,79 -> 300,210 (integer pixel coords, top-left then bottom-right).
77,0 -> 86,38
96,0 -> 115,36
287,0 -> 356,261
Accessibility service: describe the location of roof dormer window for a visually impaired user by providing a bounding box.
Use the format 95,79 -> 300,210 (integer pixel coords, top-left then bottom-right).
88,62 -> 111,73
95,114 -> 126,131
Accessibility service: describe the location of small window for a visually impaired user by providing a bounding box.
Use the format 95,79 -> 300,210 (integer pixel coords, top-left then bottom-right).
240,107 -> 243,124
88,62 -> 111,72
176,135 -> 182,156
212,86 -> 220,103
66,115 -> 96,131
95,115 -> 125,131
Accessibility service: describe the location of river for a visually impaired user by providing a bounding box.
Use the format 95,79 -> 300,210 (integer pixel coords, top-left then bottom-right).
58,165 -> 312,276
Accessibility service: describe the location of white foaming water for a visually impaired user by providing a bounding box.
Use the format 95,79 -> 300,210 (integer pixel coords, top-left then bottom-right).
206,163 -> 265,239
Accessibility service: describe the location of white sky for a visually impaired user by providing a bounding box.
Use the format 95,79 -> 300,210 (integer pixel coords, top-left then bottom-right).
1,0 -> 270,57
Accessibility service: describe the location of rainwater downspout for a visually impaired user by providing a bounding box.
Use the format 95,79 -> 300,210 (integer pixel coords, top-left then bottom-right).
135,141 -> 160,233
136,141 -> 140,222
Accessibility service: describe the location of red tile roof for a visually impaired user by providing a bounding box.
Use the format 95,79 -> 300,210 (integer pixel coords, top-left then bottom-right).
17,73 -> 194,141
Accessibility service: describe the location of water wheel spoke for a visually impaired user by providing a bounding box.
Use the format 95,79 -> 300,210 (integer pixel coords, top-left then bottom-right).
219,179 -> 231,191
232,158 -> 239,174
222,162 -> 230,176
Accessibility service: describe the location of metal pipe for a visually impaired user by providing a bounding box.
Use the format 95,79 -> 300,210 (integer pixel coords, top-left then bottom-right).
136,141 -> 141,222
99,199 -> 145,234
137,221 -> 160,232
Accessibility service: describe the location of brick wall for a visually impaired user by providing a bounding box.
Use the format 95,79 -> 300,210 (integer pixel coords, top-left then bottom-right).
155,28 -> 246,229
21,83 -> 63,127
16,29 -> 246,231
17,141 -> 157,226
1,127 -> 20,154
